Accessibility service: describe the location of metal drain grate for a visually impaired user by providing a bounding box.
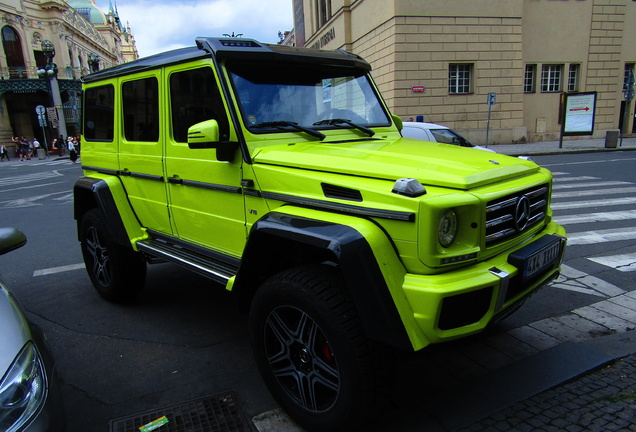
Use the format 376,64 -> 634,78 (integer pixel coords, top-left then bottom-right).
110,391 -> 253,432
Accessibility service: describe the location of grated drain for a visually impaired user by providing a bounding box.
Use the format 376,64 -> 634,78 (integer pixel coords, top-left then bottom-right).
110,391 -> 253,432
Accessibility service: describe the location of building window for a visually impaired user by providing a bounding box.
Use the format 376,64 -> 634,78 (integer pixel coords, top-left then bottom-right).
541,64 -> 563,92
2,26 -> 26,78
567,64 -> 580,92
449,64 -> 472,94
316,0 -> 332,28
524,64 -> 536,93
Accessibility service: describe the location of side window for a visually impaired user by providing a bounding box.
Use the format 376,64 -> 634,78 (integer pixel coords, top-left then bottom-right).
170,67 -> 229,143
84,85 -> 114,141
122,77 -> 159,142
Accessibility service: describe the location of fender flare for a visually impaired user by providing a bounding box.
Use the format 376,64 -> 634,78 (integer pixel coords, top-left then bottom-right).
234,209 -> 420,351
73,176 -> 146,248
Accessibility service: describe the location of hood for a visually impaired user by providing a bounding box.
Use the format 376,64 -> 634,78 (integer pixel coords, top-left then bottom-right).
0,284 -> 31,375
253,137 -> 539,190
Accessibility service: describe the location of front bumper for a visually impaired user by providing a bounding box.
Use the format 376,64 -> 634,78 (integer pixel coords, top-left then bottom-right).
402,222 -> 566,348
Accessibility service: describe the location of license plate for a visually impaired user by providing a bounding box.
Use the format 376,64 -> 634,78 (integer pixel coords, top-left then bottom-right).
523,239 -> 562,279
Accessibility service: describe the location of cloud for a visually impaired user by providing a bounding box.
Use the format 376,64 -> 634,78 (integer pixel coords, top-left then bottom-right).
102,0 -> 293,57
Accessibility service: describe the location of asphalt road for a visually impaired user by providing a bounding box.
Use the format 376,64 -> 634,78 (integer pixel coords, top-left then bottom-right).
0,151 -> 634,431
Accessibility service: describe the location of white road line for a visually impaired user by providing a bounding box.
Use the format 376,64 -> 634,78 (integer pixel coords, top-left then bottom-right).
552,196 -> 636,210
552,186 -> 636,199
567,227 -> 636,245
33,263 -> 85,277
588,254 -> 636,272
554,209 -> 636,225
552,175 -> 599,181
550,264 -> 626,297
552,181 -> 632,190
0,170 -> 63,186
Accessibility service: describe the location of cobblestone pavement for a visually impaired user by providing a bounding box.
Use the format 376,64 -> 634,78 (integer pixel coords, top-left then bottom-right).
460,355 -> 636,432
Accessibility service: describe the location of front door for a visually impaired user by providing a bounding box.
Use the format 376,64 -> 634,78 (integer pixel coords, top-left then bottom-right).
164,62 -> 246,258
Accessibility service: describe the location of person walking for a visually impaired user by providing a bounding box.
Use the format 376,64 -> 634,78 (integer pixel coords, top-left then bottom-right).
0,144 -> 9,161
19,136 -> 29,161
68,137 -> 78,163
32,138 -> 40,159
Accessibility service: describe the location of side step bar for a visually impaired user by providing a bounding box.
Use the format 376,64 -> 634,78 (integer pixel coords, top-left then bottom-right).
137,237 -> 238,286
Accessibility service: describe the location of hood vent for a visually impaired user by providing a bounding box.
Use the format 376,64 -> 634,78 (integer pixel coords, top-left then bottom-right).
321,183 -> 363,202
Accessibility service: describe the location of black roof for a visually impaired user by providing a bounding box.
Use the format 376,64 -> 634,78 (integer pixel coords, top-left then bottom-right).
82,37 -> 371,83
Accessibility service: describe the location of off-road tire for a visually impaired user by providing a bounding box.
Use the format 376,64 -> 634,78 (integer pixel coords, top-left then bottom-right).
249,264 -> 385,432
79,209 -> 146,302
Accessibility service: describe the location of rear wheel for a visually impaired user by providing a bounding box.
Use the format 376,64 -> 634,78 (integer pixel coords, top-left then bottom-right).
79,209 -> 146,302
249,265 -> 385,432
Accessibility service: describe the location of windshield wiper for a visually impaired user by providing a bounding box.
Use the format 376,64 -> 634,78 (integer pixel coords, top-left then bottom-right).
251,121 -> 325,140
313,119 -> 375,137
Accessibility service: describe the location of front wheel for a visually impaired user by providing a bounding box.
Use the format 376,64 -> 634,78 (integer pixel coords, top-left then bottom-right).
79,209 -> 146,302
249,265 -> 385,432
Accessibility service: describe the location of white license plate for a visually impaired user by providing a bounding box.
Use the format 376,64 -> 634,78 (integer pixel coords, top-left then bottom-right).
524,240 -> 562,279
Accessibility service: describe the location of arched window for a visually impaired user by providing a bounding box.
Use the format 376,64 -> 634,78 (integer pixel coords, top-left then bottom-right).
2,26 -> 26,78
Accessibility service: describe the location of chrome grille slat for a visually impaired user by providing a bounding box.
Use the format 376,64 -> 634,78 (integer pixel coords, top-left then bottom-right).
485,185 -> 549,246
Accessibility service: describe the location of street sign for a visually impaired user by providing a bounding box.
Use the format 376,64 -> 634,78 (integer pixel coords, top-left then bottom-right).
411,85 -> 426,94
35,105 -> 46,116
562,92 -> 597,137
47,107 -> 58,122
487,92 -> 496,105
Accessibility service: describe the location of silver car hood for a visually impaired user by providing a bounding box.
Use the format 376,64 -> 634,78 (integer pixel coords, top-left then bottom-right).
0,283 -> 31,374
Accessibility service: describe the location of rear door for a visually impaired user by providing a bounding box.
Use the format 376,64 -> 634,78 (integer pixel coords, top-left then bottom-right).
117,72 -> 172,234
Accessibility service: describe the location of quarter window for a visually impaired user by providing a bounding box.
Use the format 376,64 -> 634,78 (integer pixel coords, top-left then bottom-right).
122,77 -> 159,142
541,64 -> 563,92
83,85 -> 115,141
449,64 -> 472,94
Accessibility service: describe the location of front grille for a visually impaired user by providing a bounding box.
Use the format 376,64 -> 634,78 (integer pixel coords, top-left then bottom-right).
485,185 -> 548,246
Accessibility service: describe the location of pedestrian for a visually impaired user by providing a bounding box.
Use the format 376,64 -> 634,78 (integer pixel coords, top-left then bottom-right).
58,135 -> 65,156
19,136 -> 29,161
32,138 -> 40,159
0,144 -> 9,161
68,137 -> 78,164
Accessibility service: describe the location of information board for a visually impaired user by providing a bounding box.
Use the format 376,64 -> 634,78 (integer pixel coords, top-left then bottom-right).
562,92 -> 596,136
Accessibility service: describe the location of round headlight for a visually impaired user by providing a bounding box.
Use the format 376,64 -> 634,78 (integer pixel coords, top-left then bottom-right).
438,209 -> 458,248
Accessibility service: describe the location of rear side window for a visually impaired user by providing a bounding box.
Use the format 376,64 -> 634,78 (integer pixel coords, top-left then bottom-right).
170,67 -> 229,142
83,85 -> 114,141
122,77 -> 159,142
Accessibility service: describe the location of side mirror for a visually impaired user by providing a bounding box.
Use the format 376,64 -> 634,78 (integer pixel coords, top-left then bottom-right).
392,114 -> 403,131
0,228 -> 26,256
187,119 -> 239,162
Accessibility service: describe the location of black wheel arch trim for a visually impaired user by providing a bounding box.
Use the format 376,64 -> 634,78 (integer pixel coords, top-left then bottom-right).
73,177 -> 135,248
236,211 -> 412,351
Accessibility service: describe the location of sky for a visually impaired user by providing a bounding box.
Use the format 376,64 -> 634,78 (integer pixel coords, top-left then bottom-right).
97,0 -> 294,58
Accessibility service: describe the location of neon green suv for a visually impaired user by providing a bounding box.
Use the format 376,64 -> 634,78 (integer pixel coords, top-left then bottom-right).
74,38 -> 566,431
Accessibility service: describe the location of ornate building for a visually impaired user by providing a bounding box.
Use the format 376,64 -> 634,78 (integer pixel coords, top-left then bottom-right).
0,0 -> 137,149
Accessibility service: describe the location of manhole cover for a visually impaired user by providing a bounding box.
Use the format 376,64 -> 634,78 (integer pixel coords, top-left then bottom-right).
110,391 -> 253,432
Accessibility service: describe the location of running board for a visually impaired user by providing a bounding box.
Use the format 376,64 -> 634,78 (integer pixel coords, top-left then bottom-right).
137,237 -> 238,285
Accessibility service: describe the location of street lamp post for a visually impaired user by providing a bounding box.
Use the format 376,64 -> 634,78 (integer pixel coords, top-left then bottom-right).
37,40 -> 68,139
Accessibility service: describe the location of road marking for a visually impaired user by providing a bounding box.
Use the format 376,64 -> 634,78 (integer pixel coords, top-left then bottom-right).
552,175 -> 599,181
566,227 -> 636,245
554,209 -> 636,225
552,180 -> 632,190
588,253 -> 636,272
552,196 -> 636,210
552,186 -> 636,199
0,170 -> 63,186
550,264 -> 626,297
33,263 -> 85,277
0,191 -> 71,208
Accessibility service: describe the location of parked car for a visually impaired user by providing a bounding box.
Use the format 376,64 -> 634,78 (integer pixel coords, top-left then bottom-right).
0,228 -> 65,432
402,121 -> 496,152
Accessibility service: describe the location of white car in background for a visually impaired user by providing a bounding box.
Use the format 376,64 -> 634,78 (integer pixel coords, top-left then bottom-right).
401,121 -> 496,153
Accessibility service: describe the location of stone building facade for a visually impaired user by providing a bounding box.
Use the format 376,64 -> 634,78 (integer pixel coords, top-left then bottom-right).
293,0 -> 636,145
0,0 -> 137,148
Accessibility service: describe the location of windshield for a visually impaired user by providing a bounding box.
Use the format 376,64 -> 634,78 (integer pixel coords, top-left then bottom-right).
227,61 -> 391,134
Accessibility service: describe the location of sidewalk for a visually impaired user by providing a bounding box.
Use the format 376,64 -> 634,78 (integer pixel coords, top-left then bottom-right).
490,135 -> 636,156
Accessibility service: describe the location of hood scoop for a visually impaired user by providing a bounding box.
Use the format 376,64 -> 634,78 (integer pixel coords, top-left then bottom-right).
322,183 -> 363,201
